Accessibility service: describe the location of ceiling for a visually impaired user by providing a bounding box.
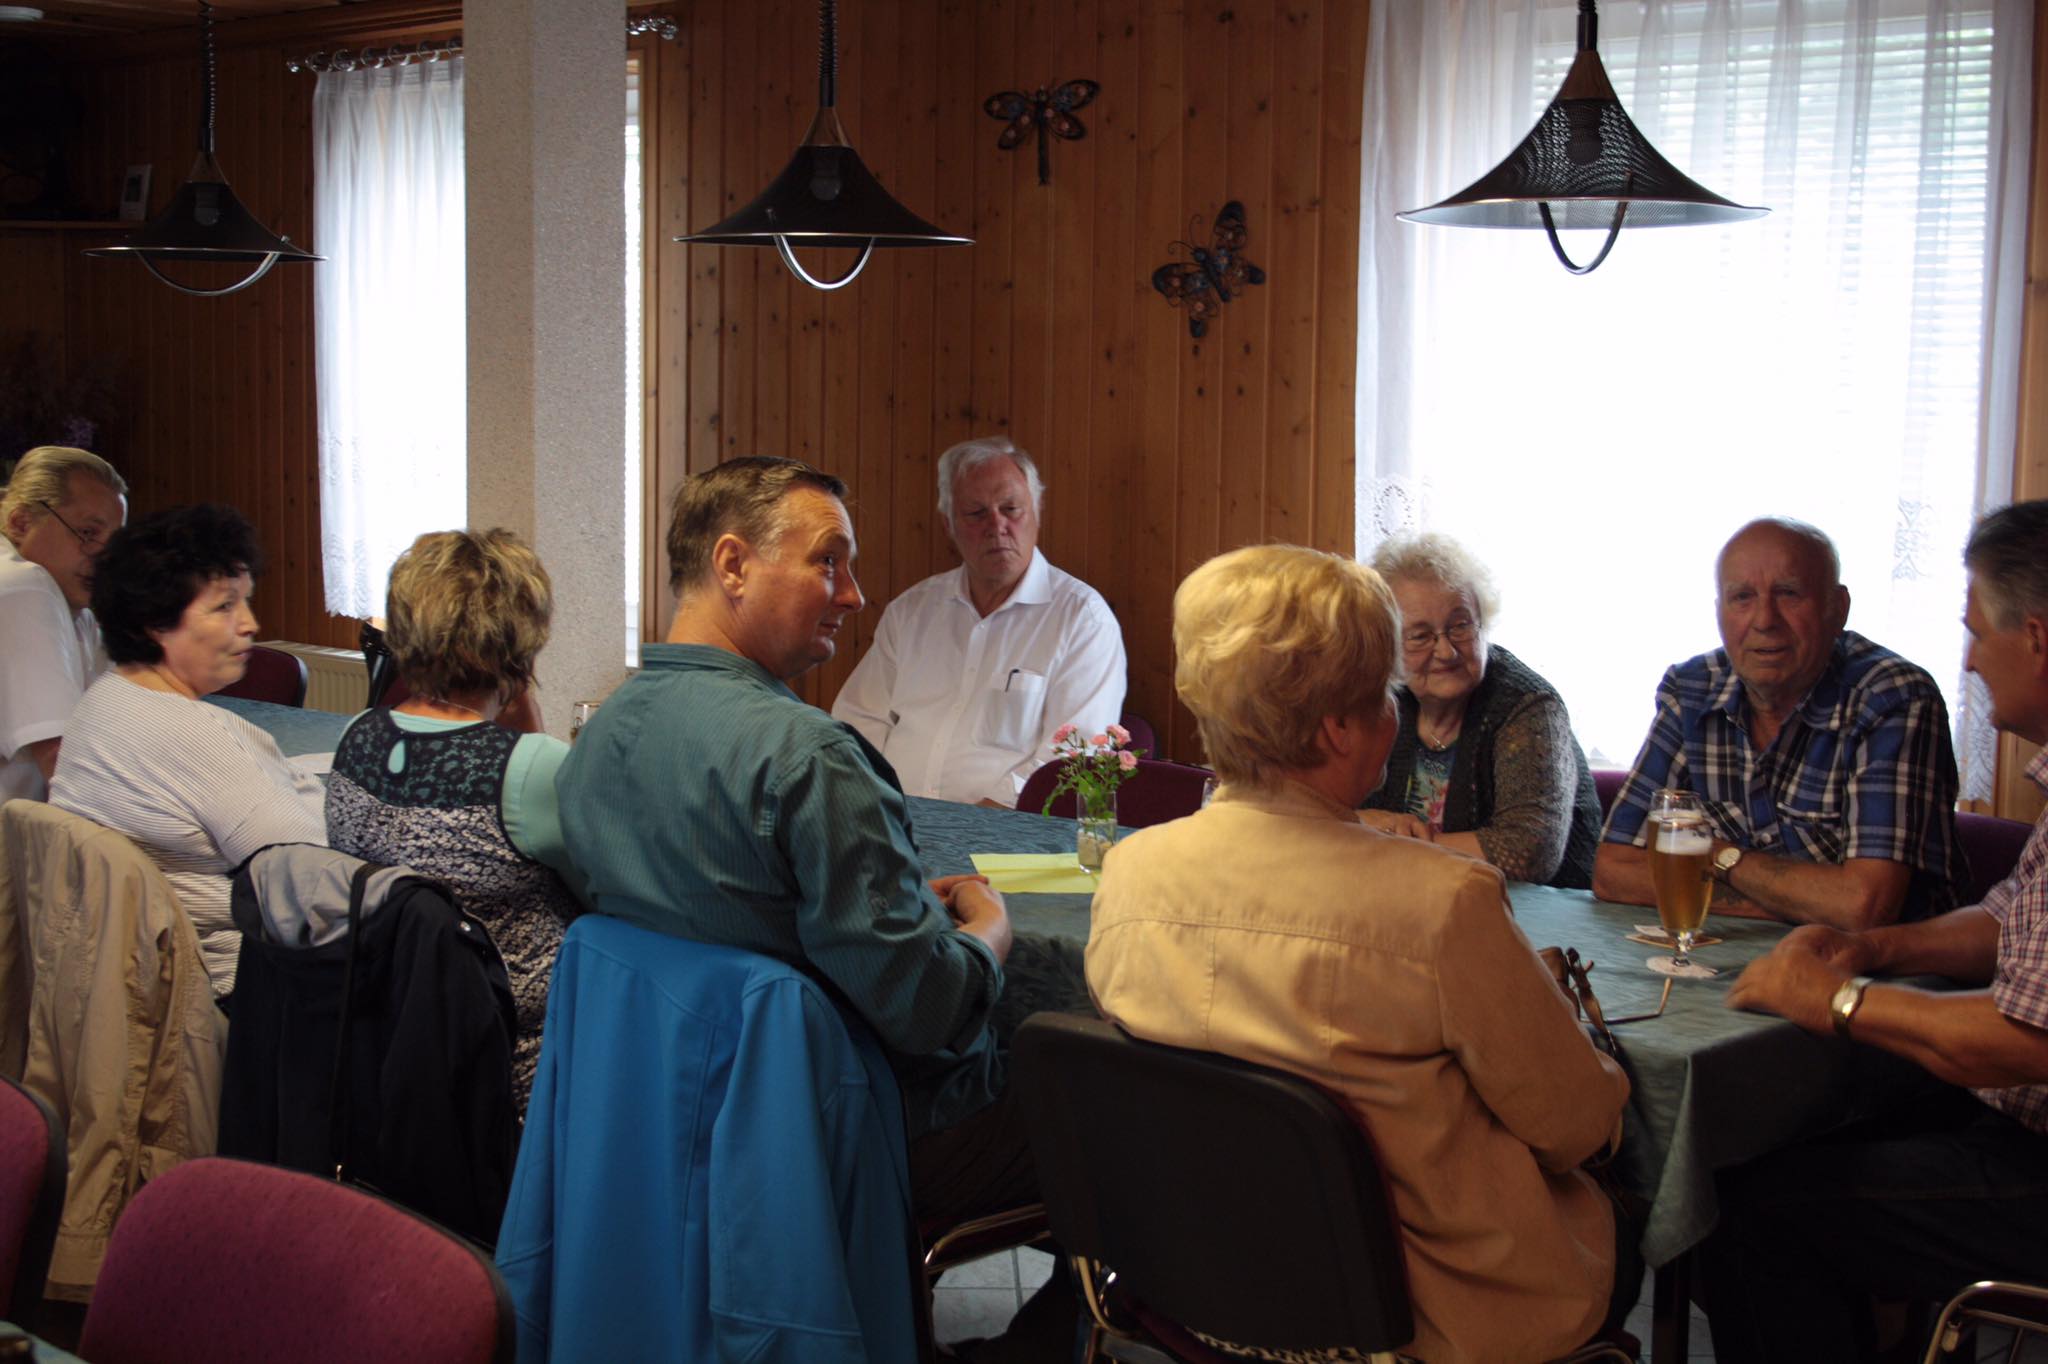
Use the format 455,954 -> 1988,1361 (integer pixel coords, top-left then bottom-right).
2,1 -> 343,40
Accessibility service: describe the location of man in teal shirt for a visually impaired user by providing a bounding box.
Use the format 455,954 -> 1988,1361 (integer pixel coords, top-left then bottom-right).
560,456 -> 1041,1220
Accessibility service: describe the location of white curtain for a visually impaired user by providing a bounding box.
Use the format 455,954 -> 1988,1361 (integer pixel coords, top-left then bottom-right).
315,58 -> 467,619
1357,0 -> 2032,799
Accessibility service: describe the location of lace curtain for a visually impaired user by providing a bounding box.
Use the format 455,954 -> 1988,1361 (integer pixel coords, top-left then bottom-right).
1356,0 -> 2033,798
315,58 -> 467,619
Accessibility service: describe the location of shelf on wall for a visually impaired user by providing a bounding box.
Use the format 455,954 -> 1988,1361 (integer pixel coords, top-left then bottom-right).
0,220 -> 132,230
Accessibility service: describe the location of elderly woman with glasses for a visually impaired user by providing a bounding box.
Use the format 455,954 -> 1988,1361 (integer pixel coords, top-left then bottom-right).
1086,544 -> 1634,1363
1358,532 -> 1602,889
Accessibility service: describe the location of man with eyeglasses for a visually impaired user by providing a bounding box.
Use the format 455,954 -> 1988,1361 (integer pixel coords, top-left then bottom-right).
1594,517 -> 1964,929
0,445 -> 128,801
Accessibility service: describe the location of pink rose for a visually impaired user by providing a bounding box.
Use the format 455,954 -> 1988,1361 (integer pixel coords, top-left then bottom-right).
1089,734 -> 1111,749
1107,722 -> 1131,746
1118,750 -> 1138,771
1053,723 -> 1077,744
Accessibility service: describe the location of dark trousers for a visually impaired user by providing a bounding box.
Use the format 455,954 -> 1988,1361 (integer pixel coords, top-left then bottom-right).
1702,1093 -> 2048,1363
909,932 -> 1093,1228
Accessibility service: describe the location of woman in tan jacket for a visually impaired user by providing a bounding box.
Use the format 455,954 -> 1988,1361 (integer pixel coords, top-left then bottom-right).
1086,544 -> 1634,1364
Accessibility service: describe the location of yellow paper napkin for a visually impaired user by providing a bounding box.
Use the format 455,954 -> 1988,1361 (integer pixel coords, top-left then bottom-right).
969,852 -> 1100,895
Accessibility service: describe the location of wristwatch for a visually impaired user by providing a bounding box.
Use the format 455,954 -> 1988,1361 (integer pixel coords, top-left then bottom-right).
1830,975 -> 1875,1038
1712,845 -> 1744,882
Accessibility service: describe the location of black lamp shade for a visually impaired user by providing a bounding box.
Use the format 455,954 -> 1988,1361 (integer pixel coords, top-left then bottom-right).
677,143 -> 969,251
1398,49 -> 1765,230
84,153 -> 320,264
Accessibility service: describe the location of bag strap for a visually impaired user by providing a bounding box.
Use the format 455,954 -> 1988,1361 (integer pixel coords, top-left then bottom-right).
324,860 -> 380,1182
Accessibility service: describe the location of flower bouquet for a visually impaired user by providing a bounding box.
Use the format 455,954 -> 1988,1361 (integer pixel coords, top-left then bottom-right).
1042,722 -> 1143,872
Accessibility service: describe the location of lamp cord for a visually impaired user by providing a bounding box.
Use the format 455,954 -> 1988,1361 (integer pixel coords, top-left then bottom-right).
817,0 -> 836,109
200,0 -> 217,157
1577,0 -> 1597,53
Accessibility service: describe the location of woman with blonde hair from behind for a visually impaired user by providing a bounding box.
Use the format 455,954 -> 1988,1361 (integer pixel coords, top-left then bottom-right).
1084,544 -> 1636,1363
325,529 -> 583,1110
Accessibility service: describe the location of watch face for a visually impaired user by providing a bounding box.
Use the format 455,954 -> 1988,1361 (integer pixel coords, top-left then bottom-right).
1715,846 -> 1742,871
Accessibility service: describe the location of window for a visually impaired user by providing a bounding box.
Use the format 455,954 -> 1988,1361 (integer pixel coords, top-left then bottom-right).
1357,0 -> 2032,796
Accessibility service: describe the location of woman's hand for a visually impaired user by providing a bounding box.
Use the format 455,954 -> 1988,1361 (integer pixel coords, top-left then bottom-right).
1360,809 -> 1437,842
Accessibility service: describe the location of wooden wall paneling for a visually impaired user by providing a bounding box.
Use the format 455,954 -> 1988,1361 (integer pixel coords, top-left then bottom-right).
786,18 -> 825,475
1310,0 -> 1364,557
839,0 -> 902,710
1261,0 -> 1320,550
1133,0 -> 1187,758
970,0 -> 1017,440
718,3 -> 759,464
1218,0 -> 1273,558
686,0 -> 724,479
752,7 -> 792,463
254,46 -> 285,628
888,0 -> 939,622
1172,0 -> 1229,756
1085,0 -> 1141,671
1008,0 -> 1058,520
927,0 -> 978,580
1047,0 -> 1101,592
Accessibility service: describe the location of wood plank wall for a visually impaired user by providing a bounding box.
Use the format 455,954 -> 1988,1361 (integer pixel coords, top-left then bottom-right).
640,0 -> 1369,759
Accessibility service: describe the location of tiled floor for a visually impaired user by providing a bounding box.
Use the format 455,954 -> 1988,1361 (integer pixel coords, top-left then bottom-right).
933,1254 -> 2048,1362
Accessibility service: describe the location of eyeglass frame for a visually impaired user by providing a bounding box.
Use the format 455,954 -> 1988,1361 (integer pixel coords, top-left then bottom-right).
1400,616 -> 1479,655
37,500 -> 112,552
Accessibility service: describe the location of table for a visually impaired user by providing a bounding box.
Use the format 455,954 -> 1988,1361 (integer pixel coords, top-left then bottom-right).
224,696 -> 1937,1360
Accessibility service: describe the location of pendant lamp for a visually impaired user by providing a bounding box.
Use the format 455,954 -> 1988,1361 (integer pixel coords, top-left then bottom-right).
674,0 -> 970,291
1397,0 -> 1765,274
85,0 -> 321,297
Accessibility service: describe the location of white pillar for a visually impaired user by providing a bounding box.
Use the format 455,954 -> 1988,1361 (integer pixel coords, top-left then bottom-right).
465,0 -> 628,735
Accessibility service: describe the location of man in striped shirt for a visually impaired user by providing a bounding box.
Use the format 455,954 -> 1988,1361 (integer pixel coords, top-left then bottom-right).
1595,517 -> 1964,928
1703,500 -> 2048,1362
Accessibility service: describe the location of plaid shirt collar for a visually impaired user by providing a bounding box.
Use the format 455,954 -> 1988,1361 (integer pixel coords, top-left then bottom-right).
1707,635 -> 1851,735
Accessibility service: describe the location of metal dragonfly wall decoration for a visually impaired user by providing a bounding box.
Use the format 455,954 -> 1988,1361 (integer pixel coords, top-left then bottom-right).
984,79 -> 1101,186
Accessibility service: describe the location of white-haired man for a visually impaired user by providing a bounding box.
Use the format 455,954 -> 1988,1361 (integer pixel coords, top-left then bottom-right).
833,436 -> 1128,807
0,445 -> 127,801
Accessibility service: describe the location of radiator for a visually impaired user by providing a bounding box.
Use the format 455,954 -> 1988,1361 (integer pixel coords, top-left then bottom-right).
260,640 -> 367,716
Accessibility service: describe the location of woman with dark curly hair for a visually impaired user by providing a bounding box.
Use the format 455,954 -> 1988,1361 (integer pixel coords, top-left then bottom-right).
51,503 -> 326,998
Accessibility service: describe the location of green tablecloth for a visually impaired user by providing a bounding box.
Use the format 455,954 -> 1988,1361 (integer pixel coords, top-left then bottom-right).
909,806 -> 1942,1268
217,696 -> 1940,1269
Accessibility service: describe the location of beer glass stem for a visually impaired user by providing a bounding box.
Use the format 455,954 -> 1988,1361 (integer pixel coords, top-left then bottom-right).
1674,931 -> 1695,969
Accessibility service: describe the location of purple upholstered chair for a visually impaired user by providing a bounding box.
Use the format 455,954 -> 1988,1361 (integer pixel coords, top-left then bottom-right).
0,1076 -> 63,1330
212,644 -> 308,708
1018,757 -> 1214,829
78,1157 -> 513,1364
1592,769 -> 1628,818
1957,811 -> 2035,909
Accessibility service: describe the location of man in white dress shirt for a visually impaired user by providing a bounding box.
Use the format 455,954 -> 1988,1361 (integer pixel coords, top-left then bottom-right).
0,445 -> 128,801
833,437 -> 1128,807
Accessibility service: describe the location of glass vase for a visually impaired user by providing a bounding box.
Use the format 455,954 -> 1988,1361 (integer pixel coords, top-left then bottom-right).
1076,791 -> 1117,874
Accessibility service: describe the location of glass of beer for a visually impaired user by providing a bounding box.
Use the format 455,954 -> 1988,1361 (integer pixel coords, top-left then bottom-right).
1646,788 -> 1716,979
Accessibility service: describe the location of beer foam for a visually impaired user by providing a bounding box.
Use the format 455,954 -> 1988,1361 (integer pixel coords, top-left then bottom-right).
1654,821 -> 1713,855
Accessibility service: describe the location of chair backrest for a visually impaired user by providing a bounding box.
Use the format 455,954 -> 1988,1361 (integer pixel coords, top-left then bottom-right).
0,1077 -> 63,1329
1119,711 -> 1160,760
359,620 -> 408,709
79,1156 -> 514,1364
1958,811 -> 2034,909
1012,1012 -> 1414,1355
1016,757 -> 1214,828
1592,768 -> 1628,817
212,644 -> 308,708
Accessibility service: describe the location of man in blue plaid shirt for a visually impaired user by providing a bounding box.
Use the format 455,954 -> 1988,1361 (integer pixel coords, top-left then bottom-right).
1595,518 -> 1964,928
1702,500 -> 2048,1361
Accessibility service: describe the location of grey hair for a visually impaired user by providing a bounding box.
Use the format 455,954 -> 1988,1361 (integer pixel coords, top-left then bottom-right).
936,436 -> 1044,525
666,455 -> 848,595
1,445 -> 127,547
1367,531 -> 1501,628
1966,500 -> 2048,631
1721,517 -> 1841,589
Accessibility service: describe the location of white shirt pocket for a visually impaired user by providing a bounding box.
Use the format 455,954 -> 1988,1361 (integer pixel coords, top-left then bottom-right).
975,669 -> 1048,752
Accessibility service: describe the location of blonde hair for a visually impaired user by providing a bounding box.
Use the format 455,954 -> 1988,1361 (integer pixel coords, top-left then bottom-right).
1,445 -> 127,547
1174,545 -> 1400,786
1367,531 -> 1500,628
385,529 -> 553,703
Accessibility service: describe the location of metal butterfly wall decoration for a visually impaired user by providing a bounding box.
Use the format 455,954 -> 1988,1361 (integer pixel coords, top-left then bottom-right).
1151,201 -> 1266,340
984,79 -> 1100,186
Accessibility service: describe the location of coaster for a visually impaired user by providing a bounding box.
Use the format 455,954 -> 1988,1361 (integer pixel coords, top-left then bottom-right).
1646,955 -> 1719,979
